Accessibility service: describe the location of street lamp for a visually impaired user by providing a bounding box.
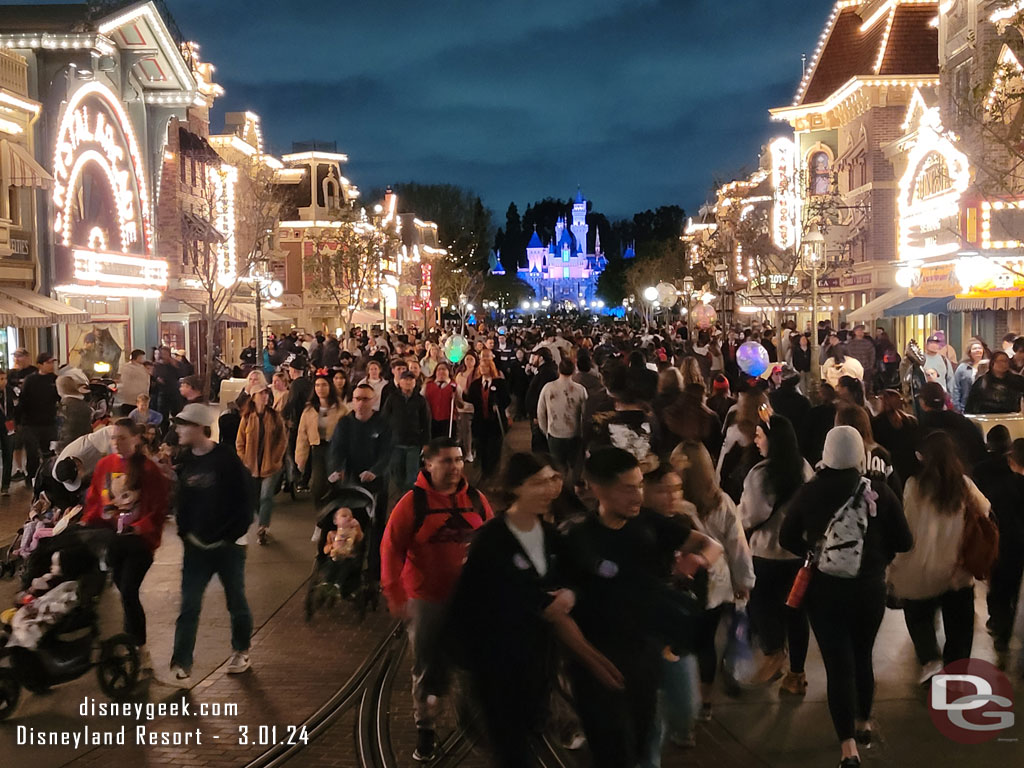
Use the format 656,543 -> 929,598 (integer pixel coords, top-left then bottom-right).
682,276 -> 695,337
801,228 -> 826,384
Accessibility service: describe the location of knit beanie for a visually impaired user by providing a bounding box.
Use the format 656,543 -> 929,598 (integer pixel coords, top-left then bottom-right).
822,425 -> 864,471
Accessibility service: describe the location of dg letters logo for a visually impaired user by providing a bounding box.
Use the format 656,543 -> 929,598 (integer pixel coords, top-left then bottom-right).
929,659 -> 1015,744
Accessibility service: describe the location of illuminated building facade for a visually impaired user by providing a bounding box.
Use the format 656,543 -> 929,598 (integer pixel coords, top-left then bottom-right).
770,0 -> 941,334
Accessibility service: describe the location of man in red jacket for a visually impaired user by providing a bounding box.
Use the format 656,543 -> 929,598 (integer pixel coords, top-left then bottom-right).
381,436 -> 492,762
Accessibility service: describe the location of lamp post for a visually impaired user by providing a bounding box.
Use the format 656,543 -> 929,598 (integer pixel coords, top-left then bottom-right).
643,285 -> 658,330
714,262 -> 729,325
801,228 -> 826,386
682,275 -> 695,338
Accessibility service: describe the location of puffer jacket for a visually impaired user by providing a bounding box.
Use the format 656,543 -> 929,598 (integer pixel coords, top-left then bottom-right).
689,494 -> 755,608
235,407 -> 288,478
295,402 -> 347,471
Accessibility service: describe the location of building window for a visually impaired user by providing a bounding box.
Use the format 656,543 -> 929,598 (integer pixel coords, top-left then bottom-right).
7,187 -> 20,226
563,267 -> 570,278
190,159 -> 196,187
179,153 -> 186,183
809,151 -> 831,196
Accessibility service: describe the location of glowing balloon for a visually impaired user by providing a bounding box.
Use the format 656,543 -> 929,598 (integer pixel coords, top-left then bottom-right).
737,341 -> 770,377
444,334 -> 469,364
691,303 -> 717,330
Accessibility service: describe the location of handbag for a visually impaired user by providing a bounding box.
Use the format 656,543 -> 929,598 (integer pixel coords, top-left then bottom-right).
958,494 -> 999,581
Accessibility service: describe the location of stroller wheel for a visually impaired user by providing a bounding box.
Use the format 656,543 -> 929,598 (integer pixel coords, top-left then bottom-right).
0,668 -> 20,720
97,634 -> 140,700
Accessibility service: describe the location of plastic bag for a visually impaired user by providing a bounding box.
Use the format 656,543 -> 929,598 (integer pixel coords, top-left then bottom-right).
722,603 -> 756,689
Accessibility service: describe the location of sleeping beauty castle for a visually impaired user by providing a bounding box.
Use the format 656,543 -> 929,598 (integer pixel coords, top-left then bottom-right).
503,189 -> 615,308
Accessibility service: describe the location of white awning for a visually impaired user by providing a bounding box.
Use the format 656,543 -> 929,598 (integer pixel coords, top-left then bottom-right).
228,302 -> 292,325
846,287 -> 908,324
948,296 -> 1024,311
0,139 -> 52,189
0,287 -> 90,323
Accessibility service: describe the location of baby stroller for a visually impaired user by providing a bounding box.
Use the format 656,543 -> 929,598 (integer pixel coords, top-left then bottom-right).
1,492 -> 67,580
305,484 -> 377,622
0,526 -> 142,719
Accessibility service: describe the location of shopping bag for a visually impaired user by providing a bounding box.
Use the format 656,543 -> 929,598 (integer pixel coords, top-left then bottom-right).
722,603 -> 756,688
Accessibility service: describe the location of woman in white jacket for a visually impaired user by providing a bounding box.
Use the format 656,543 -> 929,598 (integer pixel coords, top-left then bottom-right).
673,441 -> 755,721
888,431 -> 989,683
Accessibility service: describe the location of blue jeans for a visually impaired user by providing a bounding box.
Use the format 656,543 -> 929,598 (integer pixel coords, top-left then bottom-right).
389,445 -> 421,494
250,471 -> 282,527
171,542 -> 253,672
642,654 -> 699,768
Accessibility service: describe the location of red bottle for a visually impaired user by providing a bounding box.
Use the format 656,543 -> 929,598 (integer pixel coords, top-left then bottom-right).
786,556 -> 815,609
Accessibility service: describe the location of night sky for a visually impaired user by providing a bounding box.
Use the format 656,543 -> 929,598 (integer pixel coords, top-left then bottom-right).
23,0 -> 835,218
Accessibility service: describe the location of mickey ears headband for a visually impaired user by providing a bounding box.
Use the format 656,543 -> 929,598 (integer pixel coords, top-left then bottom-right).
315,367 -> 330,376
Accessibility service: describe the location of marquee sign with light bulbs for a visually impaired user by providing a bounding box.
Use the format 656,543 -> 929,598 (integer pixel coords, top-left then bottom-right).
51,82 -> 166,298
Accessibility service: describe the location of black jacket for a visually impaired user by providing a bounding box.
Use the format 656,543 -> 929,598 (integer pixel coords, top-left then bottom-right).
780,468 -> 912,582
466,377 -> 510,432
381,390 -> 431,446
525,362 -> 558,419
965,372 -> 1024,415
175,442 -> 253,546
18,371 -> 58,427
447,518 -> 562,672
328,411 -> 391,479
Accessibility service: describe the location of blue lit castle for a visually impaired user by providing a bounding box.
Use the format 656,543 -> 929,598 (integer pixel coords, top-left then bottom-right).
515,189 -> 608,307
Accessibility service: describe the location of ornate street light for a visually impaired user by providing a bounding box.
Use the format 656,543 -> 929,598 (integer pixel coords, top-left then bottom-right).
801,228 -> 826,384
714,262 -> 729,288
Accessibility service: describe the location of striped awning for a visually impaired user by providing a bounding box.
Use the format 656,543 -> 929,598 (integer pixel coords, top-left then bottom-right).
0,296 -> 48,327
228,302 -> 292,325
0,139 -> 52,189
0,287 -> 89,323
947,296 -> 1024,312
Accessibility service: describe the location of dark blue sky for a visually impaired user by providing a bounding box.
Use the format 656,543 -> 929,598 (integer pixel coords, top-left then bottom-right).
101,1 -> 836,217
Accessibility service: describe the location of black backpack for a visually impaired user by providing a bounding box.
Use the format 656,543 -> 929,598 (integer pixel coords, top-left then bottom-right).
410,485 -> 486,535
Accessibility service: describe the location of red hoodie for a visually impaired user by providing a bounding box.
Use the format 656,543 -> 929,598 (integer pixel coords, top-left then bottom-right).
381,471 -> 492,610
82,453 -> 169,553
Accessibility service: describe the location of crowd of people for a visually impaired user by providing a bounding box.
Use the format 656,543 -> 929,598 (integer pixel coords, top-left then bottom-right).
2,315 -> 1022,768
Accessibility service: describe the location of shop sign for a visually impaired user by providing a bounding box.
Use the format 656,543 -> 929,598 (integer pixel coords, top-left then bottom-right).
50,82 -> 164,297
911,263 -> 959,297
817,277 -> 841,288
9,233 -> 30,259
842,273 -> 873,287
898,98 -> 971,263
770,137 -> 798,251
959,258 -> 1024,298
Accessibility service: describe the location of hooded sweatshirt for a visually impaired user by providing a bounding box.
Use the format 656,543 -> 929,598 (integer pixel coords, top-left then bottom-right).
381,471 -> 493,609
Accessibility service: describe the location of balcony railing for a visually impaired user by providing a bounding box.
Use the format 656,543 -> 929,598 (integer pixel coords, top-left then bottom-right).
0,49 -> 28,96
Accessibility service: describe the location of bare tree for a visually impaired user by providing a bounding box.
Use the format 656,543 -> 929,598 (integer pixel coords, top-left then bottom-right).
180,155 -> 281,397
302,208 -> 400,330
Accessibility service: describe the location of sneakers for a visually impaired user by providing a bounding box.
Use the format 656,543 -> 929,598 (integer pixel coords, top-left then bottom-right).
168,664 -> 192,686
226,652 -> 251,674
779,670 -> 808,695
698,701 -> 713,722
919,659 -> 944,686
855,727 -> 873,749
669,731 -> 697,748
839,757 -> 861,768
561,730 -> 586,750
0,487 -> 8,496
256,526 -> 268,546
412,728 -> 437,762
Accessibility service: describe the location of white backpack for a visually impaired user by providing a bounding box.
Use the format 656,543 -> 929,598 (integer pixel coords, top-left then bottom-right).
817,478 -> 877,579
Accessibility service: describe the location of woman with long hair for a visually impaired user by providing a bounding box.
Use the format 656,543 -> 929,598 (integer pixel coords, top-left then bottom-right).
466,359 -> 510,478
717,386 -> 768,503
671,441 -> 754,722
455,351 -> 479,462
738,414 -> 814,690
678,356 -> 705,393
888,431 -> 991,682
780,426 -> 911,767
954,339 -> 988,413
424,361 -> 461,438
447,452 -> 619,768
835,404 -> 902,496
271,371 -> 290,416
235,380 -> 288,545
262,338 -> 279,380
331,367 -> 350,404
296,374 -> 348,503
82,419 -> 169,670
870,389 -> 920,482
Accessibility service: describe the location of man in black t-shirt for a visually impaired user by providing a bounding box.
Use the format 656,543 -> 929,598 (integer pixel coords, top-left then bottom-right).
563,447 -> 719,768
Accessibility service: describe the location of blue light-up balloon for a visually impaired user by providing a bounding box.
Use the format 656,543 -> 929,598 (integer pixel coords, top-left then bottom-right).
737,341 -> 770,377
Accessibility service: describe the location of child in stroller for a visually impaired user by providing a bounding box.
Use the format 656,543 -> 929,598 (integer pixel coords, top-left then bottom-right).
305,485 -> 376,621
0,526 -> 143,719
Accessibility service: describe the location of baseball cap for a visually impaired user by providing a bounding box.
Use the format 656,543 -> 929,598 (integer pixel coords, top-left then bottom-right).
36,352 -> 54,365
180,374 -> 203,392
172,402 -> 217,427
918,381 -> 947,409
399,370 -> 417,380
